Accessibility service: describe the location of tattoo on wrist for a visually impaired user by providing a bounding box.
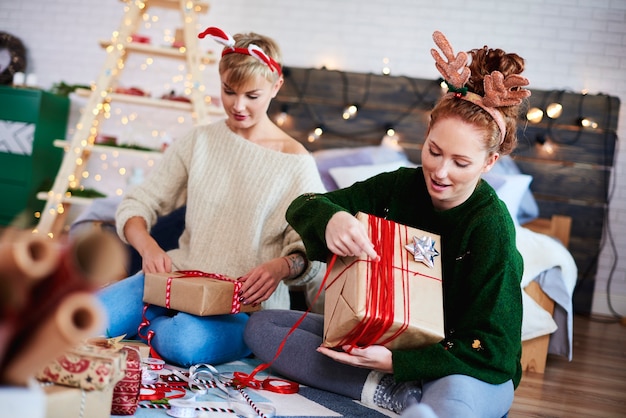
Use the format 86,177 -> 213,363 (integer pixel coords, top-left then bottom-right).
284,253 -> 306,279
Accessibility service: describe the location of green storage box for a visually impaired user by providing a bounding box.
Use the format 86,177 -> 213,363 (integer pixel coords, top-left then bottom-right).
0,85 -> 69,226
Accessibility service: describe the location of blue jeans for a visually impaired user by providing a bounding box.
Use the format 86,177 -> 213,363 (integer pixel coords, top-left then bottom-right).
97,271 -> 251,367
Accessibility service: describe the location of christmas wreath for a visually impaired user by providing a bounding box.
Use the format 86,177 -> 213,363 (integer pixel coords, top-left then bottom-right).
0,32 -> 27,85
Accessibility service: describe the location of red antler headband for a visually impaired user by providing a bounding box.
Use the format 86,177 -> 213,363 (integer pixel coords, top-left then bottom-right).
198,27 -> 282,76
430,31 -> 530,144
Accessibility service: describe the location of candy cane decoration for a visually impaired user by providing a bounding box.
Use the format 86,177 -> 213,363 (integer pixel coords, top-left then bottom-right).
198,26 -> 235,48
198,26 -> 282,75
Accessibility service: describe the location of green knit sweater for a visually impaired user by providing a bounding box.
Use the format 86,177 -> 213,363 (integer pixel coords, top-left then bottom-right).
286,167 -> 523,388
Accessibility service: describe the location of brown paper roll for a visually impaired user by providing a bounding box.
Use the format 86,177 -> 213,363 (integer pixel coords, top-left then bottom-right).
0,232 -> 60,281
0,291 -> 105,386
67,229 -> 127,288
0,232 -> 60,311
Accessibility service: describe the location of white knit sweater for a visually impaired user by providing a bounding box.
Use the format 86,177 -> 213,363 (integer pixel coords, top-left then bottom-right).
116,120 -> 326,309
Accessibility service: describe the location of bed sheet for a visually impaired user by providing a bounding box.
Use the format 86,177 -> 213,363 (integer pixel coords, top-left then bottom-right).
516,226 -> 578,360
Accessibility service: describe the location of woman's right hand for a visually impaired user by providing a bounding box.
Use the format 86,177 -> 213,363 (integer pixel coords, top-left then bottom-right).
139,243 -> 172,273
124,216 -> 172,273
325,212 -> 379,260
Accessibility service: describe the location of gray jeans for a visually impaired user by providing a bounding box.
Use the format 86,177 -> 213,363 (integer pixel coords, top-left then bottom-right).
243,310 -> 514,418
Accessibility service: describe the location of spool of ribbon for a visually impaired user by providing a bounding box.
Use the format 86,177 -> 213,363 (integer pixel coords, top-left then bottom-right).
141,370 -> 159,385
167,399 -> 199,418
143,357 -> 165,371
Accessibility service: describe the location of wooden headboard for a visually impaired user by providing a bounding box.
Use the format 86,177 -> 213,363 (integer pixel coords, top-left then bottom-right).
269,66 -> 620,314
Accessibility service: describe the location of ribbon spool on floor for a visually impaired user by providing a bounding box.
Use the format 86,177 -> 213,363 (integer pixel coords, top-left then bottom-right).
167,399 -> 198,418
143,357 -> 165,371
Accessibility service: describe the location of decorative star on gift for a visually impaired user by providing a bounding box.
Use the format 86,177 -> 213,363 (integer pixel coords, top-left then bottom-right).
405,235 -> 440,268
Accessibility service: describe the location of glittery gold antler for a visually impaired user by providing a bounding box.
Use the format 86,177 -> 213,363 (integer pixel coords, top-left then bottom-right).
430,30 -> 470,90
482,71 -> 531,107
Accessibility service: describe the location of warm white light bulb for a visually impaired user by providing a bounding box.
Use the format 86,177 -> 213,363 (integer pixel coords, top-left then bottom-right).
526,107 -> 544,124
276,112 -> 288,127
342,105 -> 358,120
308,127 -> 323,142
546,103 -> 563,119
580,118 -> 598,129
382,57 -> 391,75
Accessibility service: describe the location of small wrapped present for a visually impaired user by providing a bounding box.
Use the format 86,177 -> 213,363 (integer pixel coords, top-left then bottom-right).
143,270 -> 261,315
119,339 -> 150,360
323,212 -> 445,351
42,382 -> 114,418
35,337 -> 126,391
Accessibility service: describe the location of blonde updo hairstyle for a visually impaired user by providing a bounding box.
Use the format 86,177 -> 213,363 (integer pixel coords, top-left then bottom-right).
218,32 -> 283,90
428,46 -> 527,156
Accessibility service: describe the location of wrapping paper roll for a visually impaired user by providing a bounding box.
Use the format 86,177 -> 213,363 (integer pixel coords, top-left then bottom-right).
0,231 -> 60,281
0,232 -> 60,311
67,229 -> 127,288
1,292 -> 105,385
0,229 -> 126,384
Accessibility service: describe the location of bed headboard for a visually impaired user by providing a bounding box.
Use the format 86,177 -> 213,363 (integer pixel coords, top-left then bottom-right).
269,66 -> 620,314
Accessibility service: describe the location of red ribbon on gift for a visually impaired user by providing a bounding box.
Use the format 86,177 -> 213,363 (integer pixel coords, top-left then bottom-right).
171,270 -> 243,314
325,214 -> 442,350
234,214 -> 432,393
138,270 -> 244,362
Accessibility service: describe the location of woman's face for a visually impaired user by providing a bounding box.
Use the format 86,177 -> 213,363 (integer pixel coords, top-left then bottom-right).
220,71 -> 282,130
421,117 -> 499,211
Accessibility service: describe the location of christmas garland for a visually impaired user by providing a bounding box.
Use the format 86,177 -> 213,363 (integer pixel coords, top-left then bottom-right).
0,32 -> 27,85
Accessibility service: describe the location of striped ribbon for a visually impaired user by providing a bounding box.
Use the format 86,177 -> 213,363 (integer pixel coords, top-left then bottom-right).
170,270 -> 243,314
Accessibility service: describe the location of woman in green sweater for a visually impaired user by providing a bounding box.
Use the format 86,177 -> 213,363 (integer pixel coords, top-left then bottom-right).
243,31 -> 530,418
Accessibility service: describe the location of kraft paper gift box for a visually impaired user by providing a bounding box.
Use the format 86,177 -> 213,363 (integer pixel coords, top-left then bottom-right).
36,337 -> 127,391
323,212 -> 445,351
42,382 -> 114,418
119,339 -> 150,360
143,271 -> 261,315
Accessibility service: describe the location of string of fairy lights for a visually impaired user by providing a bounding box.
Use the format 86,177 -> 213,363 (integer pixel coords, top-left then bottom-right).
271,66 -> 612,157
273,67 -> 443,145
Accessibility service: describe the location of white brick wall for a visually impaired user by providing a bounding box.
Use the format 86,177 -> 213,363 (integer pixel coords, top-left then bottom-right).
1,0 -> 624,316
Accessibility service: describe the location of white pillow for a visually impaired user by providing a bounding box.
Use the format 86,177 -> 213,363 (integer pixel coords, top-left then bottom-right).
484,173 -> 532,225
329,161 -> 413,189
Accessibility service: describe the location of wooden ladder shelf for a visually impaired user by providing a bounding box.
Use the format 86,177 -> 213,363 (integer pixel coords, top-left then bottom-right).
36,0 -> 214,237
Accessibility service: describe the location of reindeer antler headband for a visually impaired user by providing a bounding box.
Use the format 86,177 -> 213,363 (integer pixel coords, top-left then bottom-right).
198,27 -> 282,76
430,31 -> 530,144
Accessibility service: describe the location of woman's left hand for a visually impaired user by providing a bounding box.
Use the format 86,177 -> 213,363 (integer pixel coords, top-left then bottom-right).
238,258 -> 285,306
317,344 -> 393,374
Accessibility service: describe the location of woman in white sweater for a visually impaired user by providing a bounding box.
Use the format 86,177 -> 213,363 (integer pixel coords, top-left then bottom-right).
98,27 -> 325,366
